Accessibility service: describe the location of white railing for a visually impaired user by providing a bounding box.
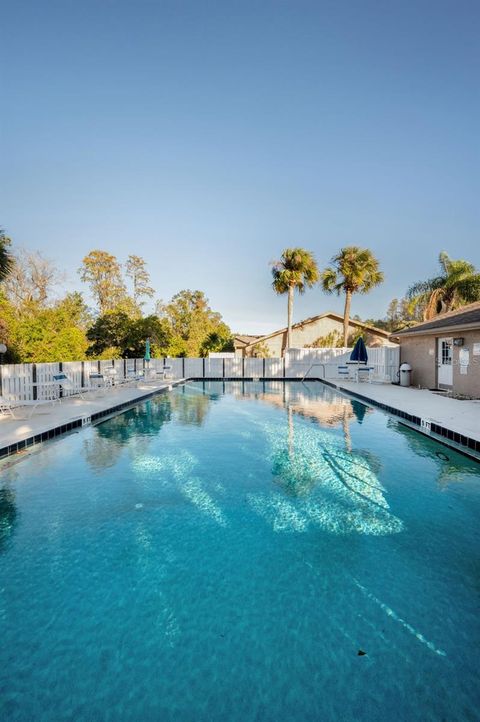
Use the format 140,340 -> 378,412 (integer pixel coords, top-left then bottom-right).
0,347 -> 400,401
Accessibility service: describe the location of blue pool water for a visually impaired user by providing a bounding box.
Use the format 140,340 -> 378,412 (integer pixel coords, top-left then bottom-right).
1,381 -> 479,721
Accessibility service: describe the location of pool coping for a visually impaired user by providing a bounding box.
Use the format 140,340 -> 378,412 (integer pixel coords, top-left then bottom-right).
1,377 -> 479,464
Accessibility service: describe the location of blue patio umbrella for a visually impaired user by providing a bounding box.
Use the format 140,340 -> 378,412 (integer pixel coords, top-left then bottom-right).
350,337 -> 368,364
144,337 -> 151,362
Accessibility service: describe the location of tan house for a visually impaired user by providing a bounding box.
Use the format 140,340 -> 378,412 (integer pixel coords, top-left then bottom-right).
233,334 -> 263,356
234,312 -> 394,357
392,302 -> 480,397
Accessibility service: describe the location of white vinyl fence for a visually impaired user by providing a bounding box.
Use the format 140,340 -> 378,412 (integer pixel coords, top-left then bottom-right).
0,347 -> 400,401
285,346 -> 400,381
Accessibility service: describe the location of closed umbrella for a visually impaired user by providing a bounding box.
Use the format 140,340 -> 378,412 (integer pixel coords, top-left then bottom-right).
350,337 -> 368,364
349,337 -> 369,382
144,337 -> 151,376
144,337 -> 151,361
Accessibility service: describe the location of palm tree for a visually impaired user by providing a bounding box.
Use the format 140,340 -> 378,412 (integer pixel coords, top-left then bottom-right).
321,246 -> 384,346
407,252 -> 480,320
0,229 -> 13,283
271,248 -> 319,351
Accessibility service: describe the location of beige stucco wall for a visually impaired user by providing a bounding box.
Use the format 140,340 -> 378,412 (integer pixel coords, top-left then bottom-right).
399,336 -> 437,388
246,317 -> 391,357
452,330 -> 480,397
399,330 -> 480,397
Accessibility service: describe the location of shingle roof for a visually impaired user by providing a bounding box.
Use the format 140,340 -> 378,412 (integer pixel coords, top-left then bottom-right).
394,302 -> 480,336
233,334 -> 263,345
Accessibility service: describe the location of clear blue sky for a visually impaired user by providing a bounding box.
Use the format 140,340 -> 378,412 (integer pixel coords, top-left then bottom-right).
2,0 -> 479,333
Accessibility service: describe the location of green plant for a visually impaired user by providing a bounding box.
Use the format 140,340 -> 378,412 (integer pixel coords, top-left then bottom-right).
271,248 -> 319,352
322,247 -> 383,345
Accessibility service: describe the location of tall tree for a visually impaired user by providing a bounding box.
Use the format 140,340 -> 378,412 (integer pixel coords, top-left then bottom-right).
0,292 -> 89,362
407,251 -> 480,320
158,290 -> 232,357
271,248 -> 319,351
3,249 -> 60,309
126,254 -> 155,307
79,250 -> 127,314
199,330 -> 235,357
86,311 -> 171,358
0,229 -> 13,283
321,246 -> 384,346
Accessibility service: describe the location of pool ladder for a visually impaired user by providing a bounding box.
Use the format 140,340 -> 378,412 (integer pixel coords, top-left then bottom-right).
301,363 -> 326,382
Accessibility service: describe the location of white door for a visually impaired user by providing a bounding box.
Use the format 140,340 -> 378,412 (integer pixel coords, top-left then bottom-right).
437,337 -> 453,386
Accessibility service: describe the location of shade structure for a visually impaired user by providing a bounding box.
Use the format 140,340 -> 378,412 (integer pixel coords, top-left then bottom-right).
144,337 -> 151,361
350,337 -> 368,364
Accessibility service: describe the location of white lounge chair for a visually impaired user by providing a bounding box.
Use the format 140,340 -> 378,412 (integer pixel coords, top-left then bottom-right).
0,395 -> 56,419
0,396 -> 15,417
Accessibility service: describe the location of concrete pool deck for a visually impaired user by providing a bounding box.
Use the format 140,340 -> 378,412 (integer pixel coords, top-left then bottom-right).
327,379 -> 480,458
0,379 -> 185,460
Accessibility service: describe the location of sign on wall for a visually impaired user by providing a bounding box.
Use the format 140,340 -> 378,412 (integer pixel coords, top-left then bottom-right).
459,348 -> 470,375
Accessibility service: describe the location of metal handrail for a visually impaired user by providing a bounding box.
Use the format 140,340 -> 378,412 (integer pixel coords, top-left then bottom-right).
301,362 -> 326,382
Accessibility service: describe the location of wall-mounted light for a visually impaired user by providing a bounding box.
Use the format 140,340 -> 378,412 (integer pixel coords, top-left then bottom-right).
453,338 -> 464,346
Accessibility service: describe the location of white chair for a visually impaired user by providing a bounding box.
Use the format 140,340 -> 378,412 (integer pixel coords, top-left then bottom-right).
103,367 -> 118,385
355,366 -> 375,382
124,369 -> 144,386
88,372 -> 110,395
336,365 -> 351,380
52,373 -> 90,400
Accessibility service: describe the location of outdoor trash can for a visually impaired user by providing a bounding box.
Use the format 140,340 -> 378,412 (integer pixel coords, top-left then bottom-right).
399,363 -> 412,387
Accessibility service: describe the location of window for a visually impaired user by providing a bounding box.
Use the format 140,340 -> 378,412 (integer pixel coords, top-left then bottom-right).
441,339 -> 452,365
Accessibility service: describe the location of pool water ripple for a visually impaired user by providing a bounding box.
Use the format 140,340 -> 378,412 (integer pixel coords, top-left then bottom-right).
0,381 -> 479,721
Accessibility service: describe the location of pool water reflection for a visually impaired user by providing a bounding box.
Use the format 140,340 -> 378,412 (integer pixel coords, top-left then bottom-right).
0,381 -> 479,722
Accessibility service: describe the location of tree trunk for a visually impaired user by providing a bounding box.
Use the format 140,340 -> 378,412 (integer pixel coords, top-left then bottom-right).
343,291 -> 352,346
287,285 -> 294,353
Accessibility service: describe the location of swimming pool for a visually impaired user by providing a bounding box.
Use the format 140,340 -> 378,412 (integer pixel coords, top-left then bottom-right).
1,381 -> 479,721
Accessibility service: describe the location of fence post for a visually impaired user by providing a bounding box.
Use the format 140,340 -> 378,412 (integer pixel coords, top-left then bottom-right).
263,358 -> 265,378
242,357 -> 245,378
59,361 -> 63,398
81,361 -> 85,389
0,363 -> 2,396
97,360 -> 101,373
223,358 -> 225,379
32,363 -> 37,401
203,358 -> 205,378
182,358 -> 185,378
